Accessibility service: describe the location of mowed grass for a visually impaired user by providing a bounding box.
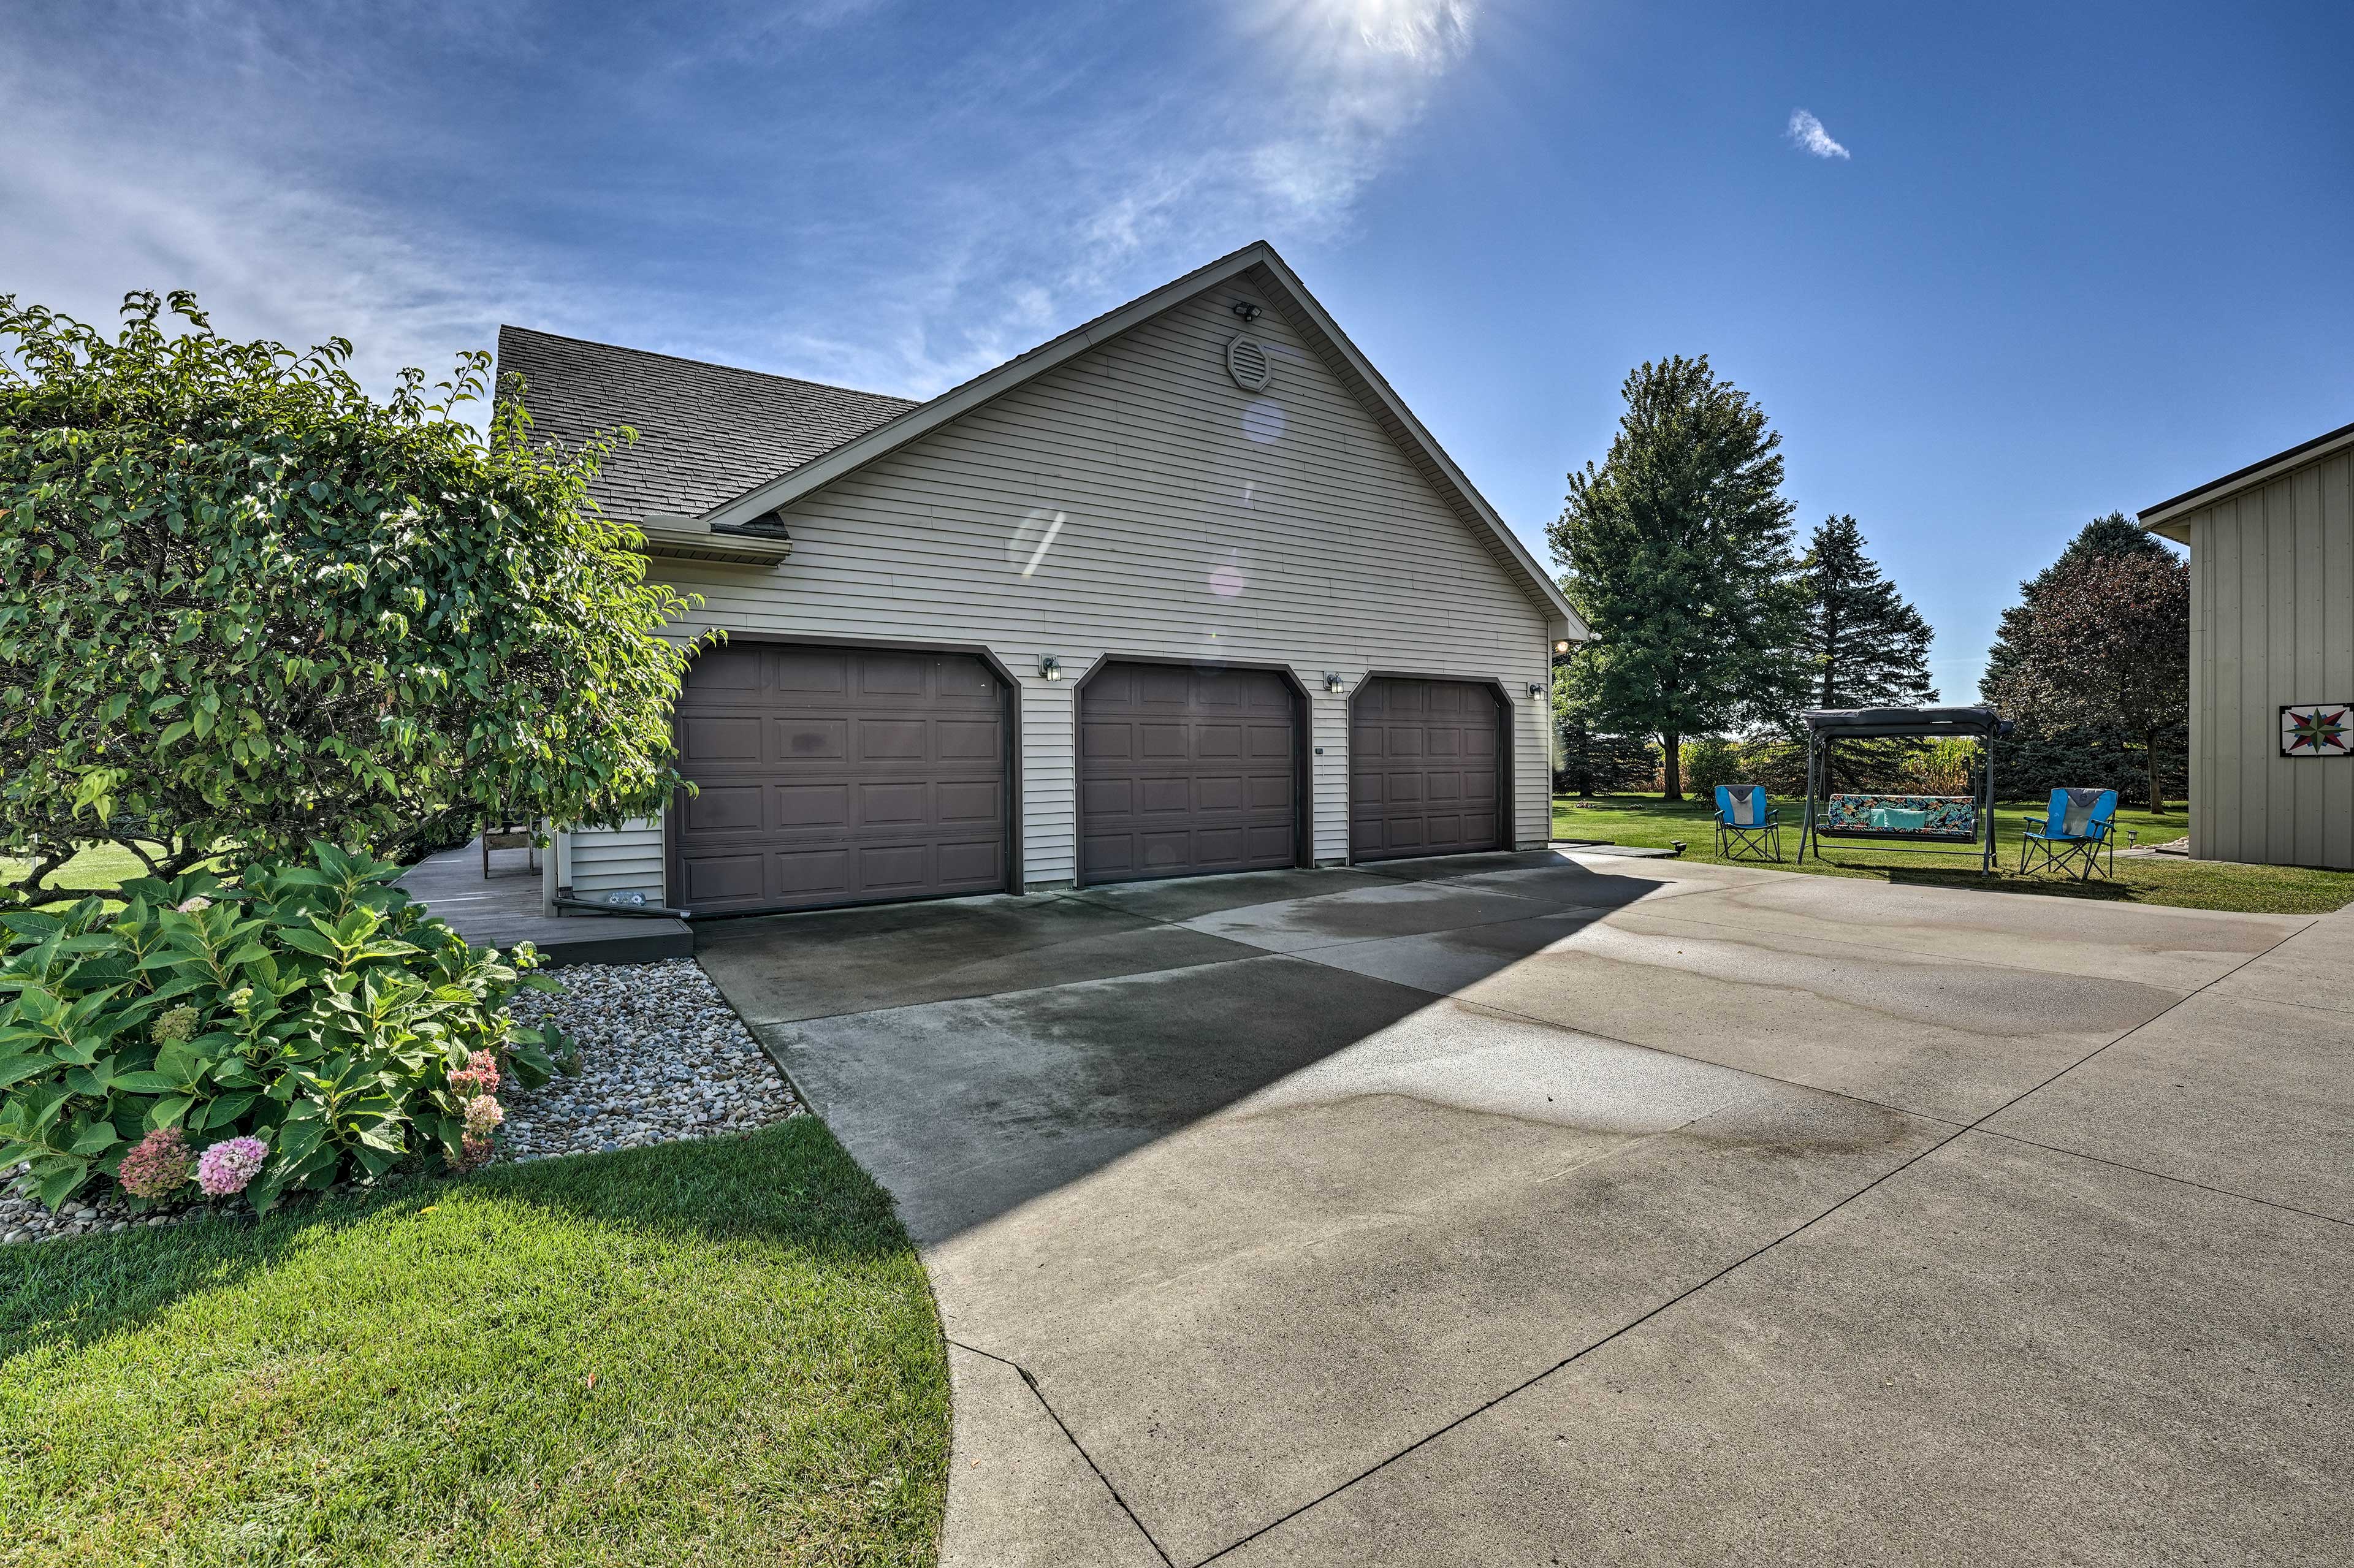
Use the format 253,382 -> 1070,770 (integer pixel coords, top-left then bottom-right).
0,842 -> 153,901
1553,794 -> 2354,915
0,1119 -> 950,1568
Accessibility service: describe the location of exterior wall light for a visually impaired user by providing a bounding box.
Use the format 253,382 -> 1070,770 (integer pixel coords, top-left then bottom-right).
1323,672 -> 1344,695
1528,682 -> 1545,699
1552,639 -> 1572,655
1038,656 -> 1063,681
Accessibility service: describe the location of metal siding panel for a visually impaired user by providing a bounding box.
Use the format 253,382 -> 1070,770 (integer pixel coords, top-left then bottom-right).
2328,453 -> 2354,869
2293,466 -> 2326,866
2267,482 -> 2296,864
2211,501 -> 2242,862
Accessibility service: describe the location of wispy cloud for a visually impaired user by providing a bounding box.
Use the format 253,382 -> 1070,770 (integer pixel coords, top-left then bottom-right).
1787,108 -> 1850,160
0,1 -> 1489,406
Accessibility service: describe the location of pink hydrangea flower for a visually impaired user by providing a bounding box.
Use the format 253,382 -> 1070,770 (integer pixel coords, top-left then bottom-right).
448,1049 -> 501,1101
196,1136 -> 269,1197
117,1127 -> 194,1199
463,1095 -> 505,1136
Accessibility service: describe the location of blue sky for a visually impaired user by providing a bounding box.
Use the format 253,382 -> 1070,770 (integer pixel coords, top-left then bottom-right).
6,1 -> 2348,697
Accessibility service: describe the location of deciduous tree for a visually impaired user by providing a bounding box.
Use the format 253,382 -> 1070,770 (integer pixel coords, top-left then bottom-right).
0,291 -> 706,908
1550,356 -> 1802,799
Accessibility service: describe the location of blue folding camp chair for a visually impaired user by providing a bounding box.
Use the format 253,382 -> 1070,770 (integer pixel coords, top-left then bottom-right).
2017,788 -> 2119,880
1713,784 -> 1783,861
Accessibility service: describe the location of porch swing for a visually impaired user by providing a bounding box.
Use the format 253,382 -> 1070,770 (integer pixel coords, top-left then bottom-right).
1793,707 -> 2014,874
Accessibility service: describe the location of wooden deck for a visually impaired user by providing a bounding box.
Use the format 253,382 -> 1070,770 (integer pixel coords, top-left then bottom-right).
397,840 -> 693,969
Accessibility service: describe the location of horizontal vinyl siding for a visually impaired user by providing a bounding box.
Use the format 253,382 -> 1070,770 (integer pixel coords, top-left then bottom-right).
616,280 -> 1555,888
2181,447 -> 2354,869
568,818 -> 666,899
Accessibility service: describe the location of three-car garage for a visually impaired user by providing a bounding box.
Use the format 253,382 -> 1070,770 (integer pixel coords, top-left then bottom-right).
667,642 -> 1513,918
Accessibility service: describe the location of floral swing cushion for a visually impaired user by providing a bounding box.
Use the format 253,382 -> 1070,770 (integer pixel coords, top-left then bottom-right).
1822,793 -> 1976,837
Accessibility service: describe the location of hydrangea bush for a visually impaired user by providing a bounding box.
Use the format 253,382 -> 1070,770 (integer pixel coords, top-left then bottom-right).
0,842 -> 563,1211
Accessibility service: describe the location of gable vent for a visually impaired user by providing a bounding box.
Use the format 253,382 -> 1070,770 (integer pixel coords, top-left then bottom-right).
1225,334 -> 1273,392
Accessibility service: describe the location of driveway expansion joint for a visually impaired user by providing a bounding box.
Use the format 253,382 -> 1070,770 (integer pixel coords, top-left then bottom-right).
948,1338 -> 1175,1567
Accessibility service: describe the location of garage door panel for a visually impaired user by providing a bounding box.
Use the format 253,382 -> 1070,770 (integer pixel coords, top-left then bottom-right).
682,715 -> 763,763
936,720 -> 1002,759
1351,678 -> 1504,861
1081,662 -> 1300,884
673,646 -> 1009,916
858,654 -> 928,696
859,781 -> 930,826
681,854 -> 766,904
1140,776 -> 1193,814
937,780 -> 1002,823
935,841 -> 1004,887
779,718 -> 845,761
773,649 -> 848,693
772,783 -> 848,828
1082,722 -> 1134,761
857,719 -> 929,762
858,843 -> 931,890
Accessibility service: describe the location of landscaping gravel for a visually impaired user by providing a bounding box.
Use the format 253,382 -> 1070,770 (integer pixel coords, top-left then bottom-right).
502,957 -> 803,1160
2,958 -> 800,1246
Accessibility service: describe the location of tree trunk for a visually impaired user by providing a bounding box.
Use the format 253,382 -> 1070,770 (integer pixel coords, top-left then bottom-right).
2146,735 -> 2166,816
1661,733 -> 1683,801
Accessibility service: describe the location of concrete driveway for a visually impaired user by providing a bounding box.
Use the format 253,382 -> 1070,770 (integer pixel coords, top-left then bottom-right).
696,850 -> 2354,1567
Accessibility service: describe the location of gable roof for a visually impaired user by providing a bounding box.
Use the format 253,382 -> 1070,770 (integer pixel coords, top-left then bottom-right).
498,243 -> 1582,634
2139,416 -> 2354,540
493,326 -> 916,522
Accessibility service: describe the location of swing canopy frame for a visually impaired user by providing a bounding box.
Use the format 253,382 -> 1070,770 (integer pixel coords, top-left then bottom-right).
1794,707 -> 2015,873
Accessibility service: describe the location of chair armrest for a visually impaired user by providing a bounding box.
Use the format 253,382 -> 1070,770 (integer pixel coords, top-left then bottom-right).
2022,815 -> 2047,831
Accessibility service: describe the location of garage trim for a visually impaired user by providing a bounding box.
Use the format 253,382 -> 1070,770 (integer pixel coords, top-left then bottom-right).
663,631 -> 1024,913
1346,670 -> 1518,862
1071,653 -> 1313,889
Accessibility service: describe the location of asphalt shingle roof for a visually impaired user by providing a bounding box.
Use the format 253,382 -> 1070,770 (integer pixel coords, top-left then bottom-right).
493,326 -> 918,522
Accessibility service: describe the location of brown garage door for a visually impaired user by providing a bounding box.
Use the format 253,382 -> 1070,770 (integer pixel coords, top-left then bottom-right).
671,642 -> 1009,916
1350,677 -> 1504,861
1080,662 -> 1300,884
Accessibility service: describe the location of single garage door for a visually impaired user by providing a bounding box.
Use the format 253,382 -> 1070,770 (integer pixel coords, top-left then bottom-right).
671,642 -> 1010,916
1080,662 -> 1300,884
1350,677 -> 1504,861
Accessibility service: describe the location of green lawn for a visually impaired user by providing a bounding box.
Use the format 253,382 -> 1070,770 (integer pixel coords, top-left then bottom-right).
0,842 -> 155,903
1553,794 -> 2354,915
0,1119 -> 950,1567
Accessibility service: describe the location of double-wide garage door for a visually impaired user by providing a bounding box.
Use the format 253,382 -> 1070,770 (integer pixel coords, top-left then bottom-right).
671,643 -> 1010,916
1080,662 -> 1300,884
1350,677 -> 1505,861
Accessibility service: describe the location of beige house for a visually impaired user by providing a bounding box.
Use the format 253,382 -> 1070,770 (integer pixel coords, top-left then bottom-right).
2141,418 -> 2354,868
499,242 -> 1584,918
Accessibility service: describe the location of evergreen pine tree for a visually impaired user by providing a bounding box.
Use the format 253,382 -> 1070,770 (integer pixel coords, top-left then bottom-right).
1797,515 -> 1938,793
1550,356 -> 1802,799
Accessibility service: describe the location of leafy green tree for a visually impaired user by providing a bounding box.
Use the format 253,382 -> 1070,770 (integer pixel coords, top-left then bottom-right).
1981,514 -> 2185,805
1796,514 -> 1938,792
1993,551 -> 2188,812
1550,356 -> 1802,799
1980,512 -> 2172,699
0,291 -> 706,908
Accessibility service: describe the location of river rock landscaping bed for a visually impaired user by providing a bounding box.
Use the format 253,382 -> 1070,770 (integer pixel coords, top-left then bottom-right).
501,956 -> 802,1161
2,959 -> 799,1246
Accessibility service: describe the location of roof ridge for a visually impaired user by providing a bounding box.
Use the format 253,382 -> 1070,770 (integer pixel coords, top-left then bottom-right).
495,324 -> 918,408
